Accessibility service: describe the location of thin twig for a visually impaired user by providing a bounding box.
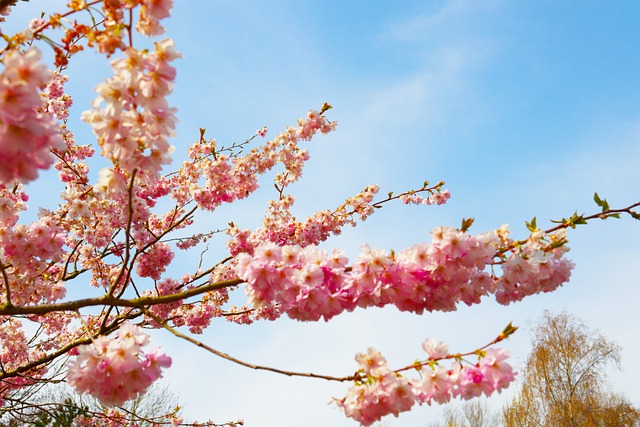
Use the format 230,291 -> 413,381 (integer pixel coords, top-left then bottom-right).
145,309 -> 358,383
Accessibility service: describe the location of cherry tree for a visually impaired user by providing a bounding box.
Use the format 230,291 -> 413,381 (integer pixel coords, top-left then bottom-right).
0,1 -> 637,426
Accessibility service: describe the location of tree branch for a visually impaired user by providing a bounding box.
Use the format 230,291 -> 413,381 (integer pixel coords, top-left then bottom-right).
146,309 -> 358,383
0,278 -> 244,316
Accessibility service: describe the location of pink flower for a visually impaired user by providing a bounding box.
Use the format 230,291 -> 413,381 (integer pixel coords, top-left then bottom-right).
479,348 -> 516,392
0,48 -> 63,183
457,365 -> 493,399
67,323 -> 171,406
421,338 -> 449,359
136,242 -> 175,280
414,365 -> 453,404
336,341 -> 515,424
355,348 -> 388,376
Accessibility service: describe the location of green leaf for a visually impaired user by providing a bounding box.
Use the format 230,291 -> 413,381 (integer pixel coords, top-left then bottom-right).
594,192 -> 603,206
548,239 -> 567,250
526,217 -> 538,232
460,217 -> 474,232
572,213 -> 587,225
499,322 -> 519,340
594,192 -> 611,212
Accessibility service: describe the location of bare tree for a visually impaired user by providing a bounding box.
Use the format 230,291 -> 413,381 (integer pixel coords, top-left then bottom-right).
0,383 -> 181,426
428,400 -> 499,427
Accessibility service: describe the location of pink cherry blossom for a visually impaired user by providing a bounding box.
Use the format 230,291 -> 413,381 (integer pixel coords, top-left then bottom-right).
422,338 -> 449,359
0,48 -> 64,183
336,341 -> 516,425
67,323 -> 171,406
0,3 -> 618,426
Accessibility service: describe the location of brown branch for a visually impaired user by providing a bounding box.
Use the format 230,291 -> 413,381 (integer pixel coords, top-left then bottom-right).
108,169 -> 138,298
139,205 -> 198,253
0,0 -> 18,11
498,201 -> 640,256
0,259 -> 12,306
544,201 -> 640,234
0,278 -> 244,316
146,310 -> 358,383
393,323 -> 517,375
370,181 -> 445,209
60,239 -> 84,282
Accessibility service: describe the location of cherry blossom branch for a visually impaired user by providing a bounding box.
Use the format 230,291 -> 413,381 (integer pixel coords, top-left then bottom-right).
546,199 -> 640,233
161,228 -> 225,247
51,150 -> 90,187
0,312 -> 136,381
0,0 -> 102,54
60,239 -> 83,282
393,323 -> 518,375
140,205 -> 199,253
498,199 -> 640,256
335,329 -> 518,425
222,307 -> 253,317
163,131 -> 259,179
126,5 -> 133,47
3,200 -> 636,319
186,256 -> 234,285
370,180 -> 446,209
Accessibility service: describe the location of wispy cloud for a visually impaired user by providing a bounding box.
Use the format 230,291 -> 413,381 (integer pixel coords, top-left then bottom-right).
381,0 -> 507,43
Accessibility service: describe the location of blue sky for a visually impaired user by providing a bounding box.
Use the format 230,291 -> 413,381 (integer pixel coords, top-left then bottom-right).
5,1 -> 640,426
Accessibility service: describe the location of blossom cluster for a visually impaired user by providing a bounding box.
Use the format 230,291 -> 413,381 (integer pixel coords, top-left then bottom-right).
399,188 -> 451,206
226,181 -> 451,266
0,318 -> 48,405
136,0 -> 174,36
0,48 -> 63,183
495,229 -> 574,304
81,39 -> 181,182
169,107 -> 336,214
235,184 -> 381,251
67,323 -> 171,406
234,226 -> 574,322
0,211 -> 67,306
0,0 -> 590,422
136,241 -> 175,280
142,275 -> 230,334
336,343 -> 515,426
39,71 -> 72,120
52,0 -> 174,63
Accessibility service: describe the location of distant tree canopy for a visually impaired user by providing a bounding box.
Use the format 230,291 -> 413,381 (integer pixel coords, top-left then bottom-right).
431,311 -> 640,427
503,311 -> 639,427
428,400 -> 498,427
0,383 -> 181,427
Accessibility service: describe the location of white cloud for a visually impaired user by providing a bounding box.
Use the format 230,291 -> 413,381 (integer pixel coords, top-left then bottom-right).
381,0 -> 506,43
